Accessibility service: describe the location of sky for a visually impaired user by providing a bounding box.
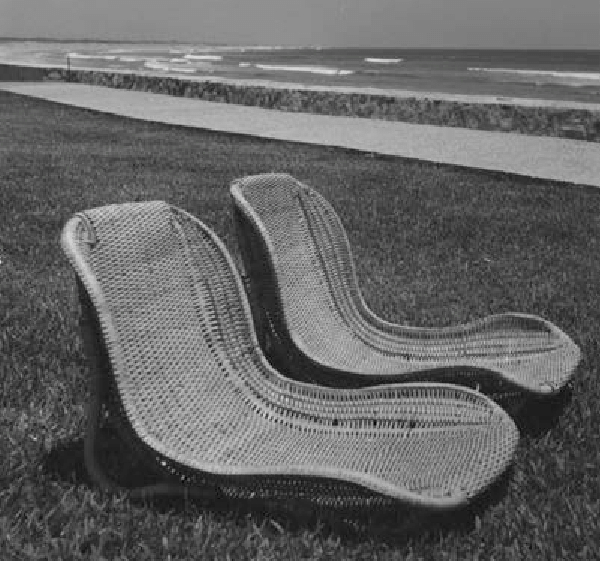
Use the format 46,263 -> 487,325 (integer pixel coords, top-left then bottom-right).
0,0 -> 598,49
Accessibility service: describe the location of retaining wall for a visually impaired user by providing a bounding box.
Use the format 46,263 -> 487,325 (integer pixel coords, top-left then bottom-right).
1,63 -> 598,141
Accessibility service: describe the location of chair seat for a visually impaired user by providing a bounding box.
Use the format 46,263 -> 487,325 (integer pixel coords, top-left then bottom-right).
61,201 -> 519,511
230,173 -> 580,399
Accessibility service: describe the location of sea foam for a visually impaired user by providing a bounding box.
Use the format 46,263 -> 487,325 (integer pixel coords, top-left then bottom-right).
364,57 -> 403,64
119,56 -> 143,63
144,60 -> 196,73
468,67 -> 600,82
184,54 -> 223,61
255,64 -> 354,76
67,52 -> 118,61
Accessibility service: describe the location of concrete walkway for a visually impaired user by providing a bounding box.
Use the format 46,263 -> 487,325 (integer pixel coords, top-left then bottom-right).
2,81 -> 599,187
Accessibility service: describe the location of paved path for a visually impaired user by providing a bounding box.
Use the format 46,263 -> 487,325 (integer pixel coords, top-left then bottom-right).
2,82 -> 599,187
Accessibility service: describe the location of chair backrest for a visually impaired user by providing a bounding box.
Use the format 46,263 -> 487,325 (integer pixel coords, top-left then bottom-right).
231,173 -> 376,364
61,201 -> 284,466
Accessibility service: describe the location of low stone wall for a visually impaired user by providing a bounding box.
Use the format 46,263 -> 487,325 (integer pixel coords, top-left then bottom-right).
0,64 -> 50,81
2,64 -> 599,141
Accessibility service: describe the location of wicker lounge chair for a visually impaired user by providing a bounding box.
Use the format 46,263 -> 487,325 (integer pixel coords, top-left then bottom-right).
61,200 -> 519,513
230,173 -> 580,401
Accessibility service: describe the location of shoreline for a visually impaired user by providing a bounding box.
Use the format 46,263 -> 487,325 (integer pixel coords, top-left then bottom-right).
2,62 -> 599,141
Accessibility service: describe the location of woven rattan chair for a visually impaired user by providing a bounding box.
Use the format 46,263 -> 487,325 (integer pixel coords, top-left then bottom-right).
230,173 -> 580,401
61,200 -> 519,513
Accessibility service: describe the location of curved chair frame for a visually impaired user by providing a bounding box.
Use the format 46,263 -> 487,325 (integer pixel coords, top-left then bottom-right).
230,173 -> 580,401
61,201 -> 519,513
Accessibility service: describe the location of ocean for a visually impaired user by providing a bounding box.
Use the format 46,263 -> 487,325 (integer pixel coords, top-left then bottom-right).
1,39 -> 599,103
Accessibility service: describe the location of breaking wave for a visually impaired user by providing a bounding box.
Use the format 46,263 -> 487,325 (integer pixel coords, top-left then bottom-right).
184,54 -> 223,61
364,57 -> 403,64
468,67 -> 600,84
144,60 -> 197,74
254,64 -> 354,76
67,53 -> 118,61
119,56 -> 143,63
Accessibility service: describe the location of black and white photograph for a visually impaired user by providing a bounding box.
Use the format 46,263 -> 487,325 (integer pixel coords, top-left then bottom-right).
0,1 -> 598,558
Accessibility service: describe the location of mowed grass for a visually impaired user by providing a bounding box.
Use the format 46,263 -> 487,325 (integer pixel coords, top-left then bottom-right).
1,89 -> 599,559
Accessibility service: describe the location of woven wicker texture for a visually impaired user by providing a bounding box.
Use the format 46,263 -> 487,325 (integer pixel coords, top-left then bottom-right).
61,201 -> 519,510
230,173 -> 580,398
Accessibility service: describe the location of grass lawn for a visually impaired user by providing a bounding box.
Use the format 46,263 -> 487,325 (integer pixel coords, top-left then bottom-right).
1,89 -> 599,559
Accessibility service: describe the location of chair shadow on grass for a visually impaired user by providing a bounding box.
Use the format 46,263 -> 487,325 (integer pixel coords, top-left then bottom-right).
41,428 -> 520,547
512,384 -> 573,437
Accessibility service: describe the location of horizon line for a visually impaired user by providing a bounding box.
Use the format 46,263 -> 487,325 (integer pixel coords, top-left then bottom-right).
0,36 -> 598,51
